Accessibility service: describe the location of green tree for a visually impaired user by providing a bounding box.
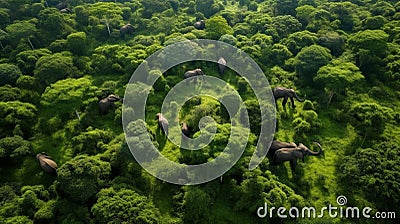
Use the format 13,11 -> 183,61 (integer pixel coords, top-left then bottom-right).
348,30 -> 389,57
37,8 -> 67,37
5,19 -> 37,49
67,32 -> 87,55
292,108 -> 321,142
371,0 -> 396,17
318,31 -> 346,57
72,128 -> 113,155
195,0 -> 221,18
271,15 -> 302,39
39,77 -> 97,133
92,187 -> 160,224
328,2 -> 359,31
0,63 -> 22,86
141,0 -> 171,18
0,85 -> 21,102
0,101 -> 36,137
0,135 -> 32,160
296,5 -> 316,27
34,53 -> 80,85
340,141 -> 400,206
234,171 -> 305,214
19,185 -> 50,219
314,60 -> 364,104
268,44 -> 293,67
182,187 -> 212,224
306,9 -> 334,32
15,49 -> 51,75
75,5 -> 89,26
275,0 -> 298,16
57,155 -> 111,203
91,44 -> 147,75
283,30 -> 318,55
219,34 -> 237,46
348,30 -> 389,77
349,102 -> 393,141
362,15 -> 386,30
55,199 -> 91,224
0,8 -> 10,28
206,15 -> 233,40
292,45 -> 332,83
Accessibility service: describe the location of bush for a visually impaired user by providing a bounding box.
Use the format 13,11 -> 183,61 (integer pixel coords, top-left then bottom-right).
0,63 -> 22,86
0,135 -> 32,160
57,155 -> 111,203
92,187 -> 160,224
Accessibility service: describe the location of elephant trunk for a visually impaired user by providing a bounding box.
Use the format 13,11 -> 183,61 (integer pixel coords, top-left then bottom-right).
308,142 -> 323,156
294,92 -> 305,102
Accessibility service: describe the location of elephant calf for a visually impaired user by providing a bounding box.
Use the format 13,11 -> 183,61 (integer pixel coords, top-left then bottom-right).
184,68 -> 205,84
273,142 -> 323,171
156,113 -> 169,136
217,57 -> 227,75
36,153 -> 58,175
98,94 -> 122,114
272,87 -> 305,108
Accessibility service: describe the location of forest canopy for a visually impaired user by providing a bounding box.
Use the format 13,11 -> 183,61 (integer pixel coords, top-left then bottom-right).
0,0 -> 399,223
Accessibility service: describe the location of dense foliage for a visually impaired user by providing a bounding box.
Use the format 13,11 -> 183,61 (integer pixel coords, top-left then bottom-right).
1,0 -> 399,223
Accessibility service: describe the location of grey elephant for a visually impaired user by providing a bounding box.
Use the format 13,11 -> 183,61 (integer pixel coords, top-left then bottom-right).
194,20 -> 205,30
184,68 -> 205,84
268,140 -> 297,157
156,113 -> 169,136
181,121 -> 191,138
60,8 -> 73,14
36,153 -> 58,175
273,142 -> 323,170
272,87 -> 305,108
217,57 -> 227,75
120,24 -> 134,36
98,94 -> 122,114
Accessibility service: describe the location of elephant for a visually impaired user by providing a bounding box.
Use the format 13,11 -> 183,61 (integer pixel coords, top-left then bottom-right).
184,68 -> 205,84
36,153 -> 58,175
268,140 -> 297,157
98,94 -> 122,114
194,20 -> 205,30
120,24 -> 134,36
156,113 -> 169,136
272,87 -> 305,108
181,121 -> 191,137
273,142 -> 323,171
60,8 -> 73,14
217,57 -> 227,75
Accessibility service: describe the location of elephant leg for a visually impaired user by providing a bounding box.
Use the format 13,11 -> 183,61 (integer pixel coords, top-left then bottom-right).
290,97 -> 296,108
290,159 -> 297,171
282,96 -> 288,107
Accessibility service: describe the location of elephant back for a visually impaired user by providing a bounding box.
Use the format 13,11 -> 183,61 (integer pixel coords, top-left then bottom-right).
37,154 -> 58,174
